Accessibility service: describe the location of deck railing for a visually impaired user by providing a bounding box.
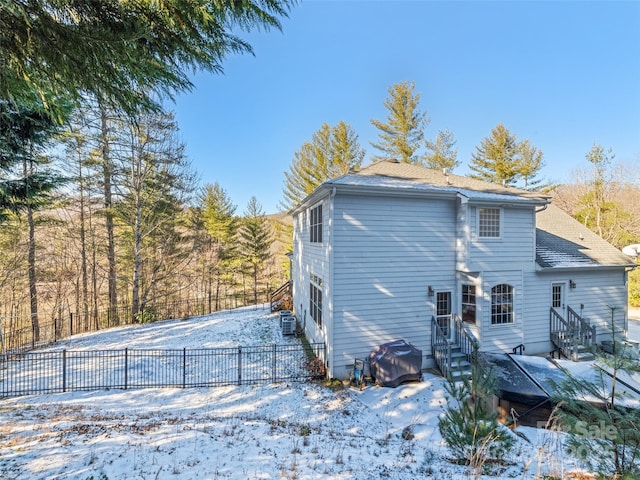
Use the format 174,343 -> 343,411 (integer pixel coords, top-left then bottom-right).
453,314 -> 479,363
269,281 -> 292,312
432,316 -> 451,378
550,306 -> 596,360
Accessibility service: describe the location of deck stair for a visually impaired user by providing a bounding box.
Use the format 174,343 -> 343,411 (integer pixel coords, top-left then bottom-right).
432,314 -> 478,381
269,281 -> 292,312
550,306 -> 596,362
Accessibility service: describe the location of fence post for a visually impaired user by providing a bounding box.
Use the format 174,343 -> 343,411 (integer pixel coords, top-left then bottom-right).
124,348 -> 128,390
238,346 -> 242,386
182,348 -> 187,388
272,344 -> 277,383
62,350 -> 67,393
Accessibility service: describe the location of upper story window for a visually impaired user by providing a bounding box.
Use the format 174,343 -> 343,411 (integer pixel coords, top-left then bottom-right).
478,207 -> 501,238
491,284 -> 514,324
310,204 -> 322,243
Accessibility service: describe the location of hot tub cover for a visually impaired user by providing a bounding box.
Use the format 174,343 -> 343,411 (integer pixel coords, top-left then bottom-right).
369,339 -> 422,388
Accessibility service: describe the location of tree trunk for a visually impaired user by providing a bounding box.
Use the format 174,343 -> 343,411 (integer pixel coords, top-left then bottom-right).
131,192 -> 142,321
24,158 -> 39,342
77,155 -> 90,331
99,102 -> 119,326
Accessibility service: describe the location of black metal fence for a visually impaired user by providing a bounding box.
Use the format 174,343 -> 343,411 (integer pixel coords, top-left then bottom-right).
0,294 -> 274,356
0,342 -> 325,398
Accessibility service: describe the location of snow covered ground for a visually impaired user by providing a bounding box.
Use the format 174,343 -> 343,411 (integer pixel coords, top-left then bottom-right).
1,305 -> 588,479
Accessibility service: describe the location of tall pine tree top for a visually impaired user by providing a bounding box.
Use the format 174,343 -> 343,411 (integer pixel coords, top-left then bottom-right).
280,121 -> 364,211
468,123 -> 549,191
370,81 -> 430,165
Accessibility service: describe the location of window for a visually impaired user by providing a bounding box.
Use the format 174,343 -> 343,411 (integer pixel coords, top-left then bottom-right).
461,285 -> 476,324
310,204 -> 322,243
310,274 -> 323,327
491,284 -> 514,324
479,207 -> 501,238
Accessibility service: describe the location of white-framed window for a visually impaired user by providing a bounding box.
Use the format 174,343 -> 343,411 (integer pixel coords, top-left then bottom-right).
310,204 -> 322,243
478,207 -> 501,238
461,284 -> 476,324
491,284 -> 514,324
310,274 -> 323,327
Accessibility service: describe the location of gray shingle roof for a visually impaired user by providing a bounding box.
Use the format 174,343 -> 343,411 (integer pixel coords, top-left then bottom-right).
312,160 -> 634,269
353,159 -> 549,200
535,203 -> 634,269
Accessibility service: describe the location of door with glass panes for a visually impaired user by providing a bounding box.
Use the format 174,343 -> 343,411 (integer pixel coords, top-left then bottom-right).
551,282 -> 565,312
436,291 -> 452,338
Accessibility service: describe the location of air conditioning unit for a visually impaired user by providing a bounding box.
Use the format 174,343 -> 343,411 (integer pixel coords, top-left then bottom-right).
279,310 -> 292,327
281,315 -> 296,335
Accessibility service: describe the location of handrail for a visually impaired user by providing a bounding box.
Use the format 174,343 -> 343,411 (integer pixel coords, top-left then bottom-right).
269,281 -> 292,312
452,314 -> 479,363
567,306 -> 596,352
431,316 -> 452,378
550,307 -> 595,360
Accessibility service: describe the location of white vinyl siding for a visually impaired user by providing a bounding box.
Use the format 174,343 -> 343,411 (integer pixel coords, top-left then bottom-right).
468,205 -> 537,272
479,271 -> 523,353
330,194 -> 457,377
522,268 -> 629,354
291,197 -> 330,350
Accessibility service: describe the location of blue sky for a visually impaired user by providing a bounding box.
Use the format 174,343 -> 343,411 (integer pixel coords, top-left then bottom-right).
171,1 -> 640,214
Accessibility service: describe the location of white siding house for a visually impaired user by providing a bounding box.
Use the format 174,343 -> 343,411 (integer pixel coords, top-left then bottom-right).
291,160 -> 636,379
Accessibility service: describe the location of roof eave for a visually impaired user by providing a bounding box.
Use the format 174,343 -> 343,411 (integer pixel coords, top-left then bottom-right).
536,263 -> 636,272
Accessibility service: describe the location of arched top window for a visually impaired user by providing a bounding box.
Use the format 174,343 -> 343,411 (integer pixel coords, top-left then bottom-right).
491,284 -> 514,324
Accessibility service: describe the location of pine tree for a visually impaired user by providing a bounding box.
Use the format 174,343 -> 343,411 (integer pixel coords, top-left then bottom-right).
0,101 -> 67,341
370,81 -> 430,164
469,124 -> 549,191
110,109 -> 197,320
424,129 -> 459,172
238,197 -> 273,305
438,349 -> 514,474
199,182 -> 238,310
554,342 -> 640,477
2,1 -> 294,115
281,121 -> 364,210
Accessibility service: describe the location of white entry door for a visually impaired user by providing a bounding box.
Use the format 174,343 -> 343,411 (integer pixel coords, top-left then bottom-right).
551,282 -> 565,311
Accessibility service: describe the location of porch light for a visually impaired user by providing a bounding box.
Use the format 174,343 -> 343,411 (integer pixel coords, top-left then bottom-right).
428,286 -> 434,297
569,280 -> 576,289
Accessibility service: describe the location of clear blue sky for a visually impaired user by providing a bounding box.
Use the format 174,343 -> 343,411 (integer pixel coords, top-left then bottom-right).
171,0 -> 640,214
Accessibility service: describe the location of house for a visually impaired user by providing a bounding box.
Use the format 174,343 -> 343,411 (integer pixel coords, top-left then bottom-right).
290,159 -> 636,379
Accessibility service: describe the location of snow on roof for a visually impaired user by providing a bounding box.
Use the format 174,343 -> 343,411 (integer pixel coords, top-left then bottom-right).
327,159 -> 548,205
535,203 -> 634,269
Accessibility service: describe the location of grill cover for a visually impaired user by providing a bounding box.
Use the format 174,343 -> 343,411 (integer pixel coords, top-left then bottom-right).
369,339 -> 422,387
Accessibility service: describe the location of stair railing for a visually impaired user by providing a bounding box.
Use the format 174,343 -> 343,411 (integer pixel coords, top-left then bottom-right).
550,307 -> 595,360
567,306 -> 596,354
452,314 -> 479,363
269,281 -> 292,312
431,316 -> 451,378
